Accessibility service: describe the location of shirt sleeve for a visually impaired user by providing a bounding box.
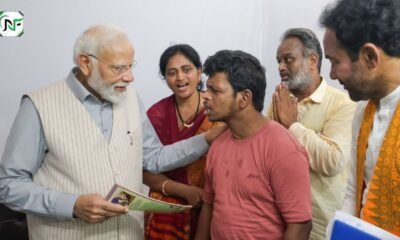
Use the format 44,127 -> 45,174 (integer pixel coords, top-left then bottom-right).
202,149 -> 214,204
138,95 -> 209,173
272,150 -> 312,223
288,99 -> 356,176
0,97 -> 78,220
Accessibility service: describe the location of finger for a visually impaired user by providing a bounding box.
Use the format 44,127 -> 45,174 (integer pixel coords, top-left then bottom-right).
90,207 -> 127,220
275,84 -> 280,93
195,199 -> 203,208
275,84 -> 282,100
281,82 -> 288,90
73,194 -> 127,223
103,202 -> 129,214
292,97 -> 298,106
280,83 -> 287,93
84,200 -> 129,219
279,85 -> 291,101
79,212 -> 107,224
90,215 -> 107,223
277,83 -> 290,103
272,93 -> 279,121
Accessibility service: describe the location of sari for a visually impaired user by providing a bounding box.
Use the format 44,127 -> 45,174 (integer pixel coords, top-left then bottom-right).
145,94 -> 214,240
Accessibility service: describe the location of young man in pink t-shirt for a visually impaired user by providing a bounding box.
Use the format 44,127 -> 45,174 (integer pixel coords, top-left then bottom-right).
195,50 -> 312,240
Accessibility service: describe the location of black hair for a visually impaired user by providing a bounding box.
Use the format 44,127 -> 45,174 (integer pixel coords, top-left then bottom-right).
320,0 -> 400,61
203,50 -> 266,112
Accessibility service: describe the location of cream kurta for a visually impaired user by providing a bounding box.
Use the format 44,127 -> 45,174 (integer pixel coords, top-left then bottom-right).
267,79 -> 355,240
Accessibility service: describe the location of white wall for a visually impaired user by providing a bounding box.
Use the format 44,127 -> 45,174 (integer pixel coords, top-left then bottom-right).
0,0 -> 338,154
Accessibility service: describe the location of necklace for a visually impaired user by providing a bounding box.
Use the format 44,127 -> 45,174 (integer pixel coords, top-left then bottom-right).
175,91 -> 200,128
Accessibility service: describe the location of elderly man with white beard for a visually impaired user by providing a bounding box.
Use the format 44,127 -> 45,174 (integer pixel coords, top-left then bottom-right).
0,24 -> 224,240
266,28 -> 356,240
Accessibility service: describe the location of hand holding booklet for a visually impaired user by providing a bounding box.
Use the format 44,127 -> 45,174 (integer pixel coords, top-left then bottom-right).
105,184 -> 192,213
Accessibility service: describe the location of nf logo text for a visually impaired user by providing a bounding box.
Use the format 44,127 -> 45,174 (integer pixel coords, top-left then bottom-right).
0,11 -> 24,37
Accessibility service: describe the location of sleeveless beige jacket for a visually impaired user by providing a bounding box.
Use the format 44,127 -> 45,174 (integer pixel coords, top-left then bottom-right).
27,79 -> 144,240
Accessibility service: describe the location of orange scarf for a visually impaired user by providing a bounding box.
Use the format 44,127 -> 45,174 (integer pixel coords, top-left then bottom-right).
356,101 -> 400,236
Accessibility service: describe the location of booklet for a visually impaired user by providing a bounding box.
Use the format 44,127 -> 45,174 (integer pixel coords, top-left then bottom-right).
105,184 -> 192,213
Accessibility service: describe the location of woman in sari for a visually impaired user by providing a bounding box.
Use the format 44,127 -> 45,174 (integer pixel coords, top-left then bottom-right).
144,44 -> 217,240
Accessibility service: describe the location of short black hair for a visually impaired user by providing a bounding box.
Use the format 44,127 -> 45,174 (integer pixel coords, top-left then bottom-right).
282,28 -> 323,72
159,44 -> 203,89
203,50 -> 266,112
320,0 -> 400,61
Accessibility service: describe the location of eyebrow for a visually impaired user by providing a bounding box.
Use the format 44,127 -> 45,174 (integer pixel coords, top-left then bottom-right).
167,64 -> 192,70
206,84 -> 221,91
277,52 -> 295,58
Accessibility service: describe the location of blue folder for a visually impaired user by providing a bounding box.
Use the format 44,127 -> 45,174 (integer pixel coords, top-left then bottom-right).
330,220 -> 381,240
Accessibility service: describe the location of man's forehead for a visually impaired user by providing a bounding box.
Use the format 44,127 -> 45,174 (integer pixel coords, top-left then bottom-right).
208,72 -> 227,81
278,38 -> 304,55
323,29 -> 338,47
99,38 -> 133,54
99,42 -> 134,62
207,72 -> 231,88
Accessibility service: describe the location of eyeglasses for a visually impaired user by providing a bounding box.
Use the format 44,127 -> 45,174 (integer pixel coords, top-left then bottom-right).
86,53 -> 137,76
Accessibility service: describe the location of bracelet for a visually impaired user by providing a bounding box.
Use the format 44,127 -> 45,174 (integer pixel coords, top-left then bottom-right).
161,180 -> 169,196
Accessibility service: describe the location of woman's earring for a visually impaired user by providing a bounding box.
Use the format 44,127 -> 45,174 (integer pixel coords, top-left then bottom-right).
197,80 -> 203,91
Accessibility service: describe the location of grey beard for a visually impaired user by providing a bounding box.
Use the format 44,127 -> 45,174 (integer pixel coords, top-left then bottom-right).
285,67 -> 312,92
88,69 -> 127,104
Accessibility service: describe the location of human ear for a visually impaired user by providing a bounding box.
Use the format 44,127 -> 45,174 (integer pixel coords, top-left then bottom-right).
308,53 -> 319,70
77,54 -> 92,76
360,43 -> 380,68
239,89 -> 253,109
197,68 -> 203,91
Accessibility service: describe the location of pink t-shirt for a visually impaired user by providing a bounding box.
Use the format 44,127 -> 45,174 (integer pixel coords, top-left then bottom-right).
203,121 -> 312,240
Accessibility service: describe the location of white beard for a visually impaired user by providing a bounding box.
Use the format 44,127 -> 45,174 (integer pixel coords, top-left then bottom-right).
88,67 -> 128,104
285,60 -> 313,92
